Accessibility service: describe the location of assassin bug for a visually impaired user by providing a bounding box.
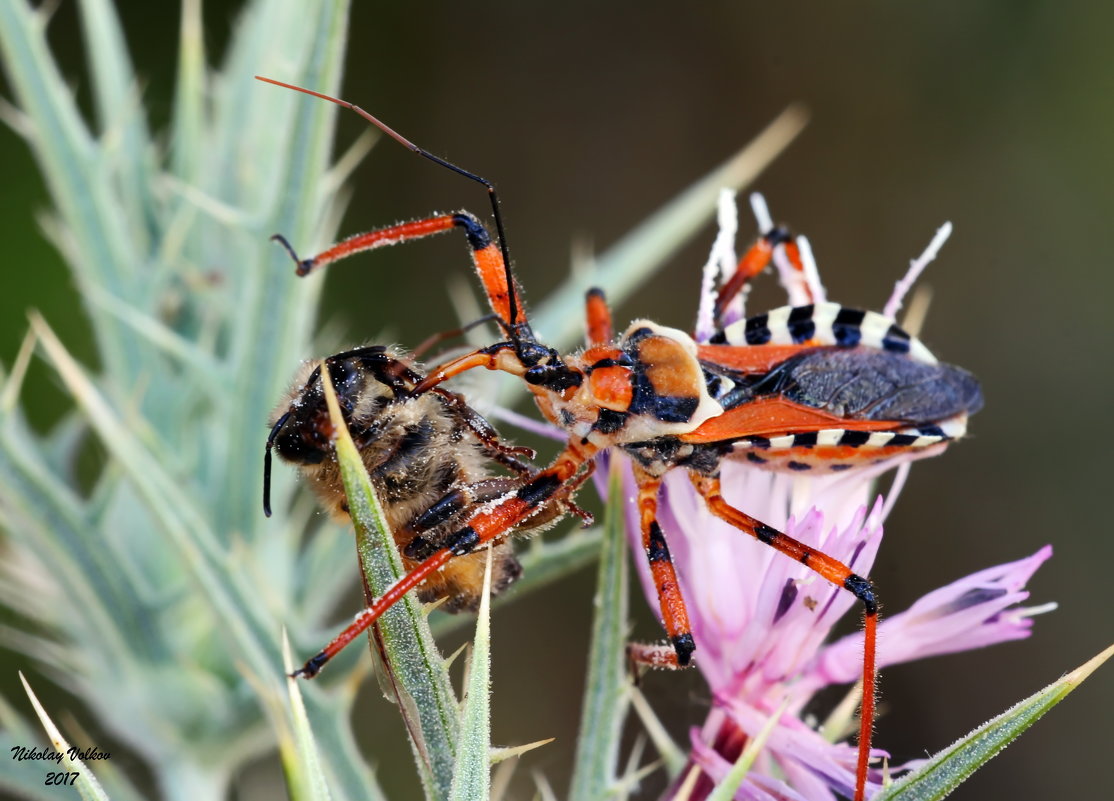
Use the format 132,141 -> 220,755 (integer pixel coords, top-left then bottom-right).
256,75 -> 982,801
265,346 -> 579,612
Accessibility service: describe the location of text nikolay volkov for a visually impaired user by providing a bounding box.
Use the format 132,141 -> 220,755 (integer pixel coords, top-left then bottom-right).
10,745 -> 110,763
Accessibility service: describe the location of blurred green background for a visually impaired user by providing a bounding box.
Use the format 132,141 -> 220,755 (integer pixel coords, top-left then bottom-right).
2,2 -> 1111,799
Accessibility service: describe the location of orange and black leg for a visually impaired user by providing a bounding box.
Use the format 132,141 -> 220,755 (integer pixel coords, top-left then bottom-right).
293,439 -> 599,679
257,76 -> 529,335
691,473 -> 877,801
630,470 -> 696,668
713,227 -> 806,326
401,456 -> 596,562
271,212 -> 529,337
396,477 -> 537,558
411,337 -> 582,398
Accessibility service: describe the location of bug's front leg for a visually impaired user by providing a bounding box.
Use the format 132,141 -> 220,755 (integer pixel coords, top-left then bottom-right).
270,211 -> 529,336
293,439 -> 598,679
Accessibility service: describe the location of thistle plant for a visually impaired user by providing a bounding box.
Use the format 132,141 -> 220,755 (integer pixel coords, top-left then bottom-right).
0,0 -> 803,798
1,1 -> 1109,800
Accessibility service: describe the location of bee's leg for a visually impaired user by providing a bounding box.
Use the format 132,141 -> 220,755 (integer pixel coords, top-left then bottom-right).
430,387 -> 536,473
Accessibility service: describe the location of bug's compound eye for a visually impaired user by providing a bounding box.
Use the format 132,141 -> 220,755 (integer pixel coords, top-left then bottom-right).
523,366 -> 550,385
522,364 -> 583,391
514,341 -> 553,367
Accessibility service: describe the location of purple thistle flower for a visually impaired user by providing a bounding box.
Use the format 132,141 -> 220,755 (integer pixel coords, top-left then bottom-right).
618,192 -> 1052,800
626,458 -> 1051,801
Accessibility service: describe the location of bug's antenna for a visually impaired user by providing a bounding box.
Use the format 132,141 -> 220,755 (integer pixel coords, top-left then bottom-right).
263,411 -> 292,517
254,76 -> 522,331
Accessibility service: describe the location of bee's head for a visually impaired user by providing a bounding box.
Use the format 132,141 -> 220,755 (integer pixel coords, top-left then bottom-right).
263,348 -> 411,516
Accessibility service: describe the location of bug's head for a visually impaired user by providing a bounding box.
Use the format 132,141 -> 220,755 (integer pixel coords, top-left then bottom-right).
521,354 -> 584,393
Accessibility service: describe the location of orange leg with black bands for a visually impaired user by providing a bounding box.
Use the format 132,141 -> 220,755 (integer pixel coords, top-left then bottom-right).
585,287 -> 614,346
713,227 -> 805,324
691,474 -> 877,801
403,456 -> 597,561
270,211 -> 528,334
293,440 -> 598,679
292,547 -> 454,678
449,440 -> 598,547
257,75 -> 526,330
634,472 -> 696,666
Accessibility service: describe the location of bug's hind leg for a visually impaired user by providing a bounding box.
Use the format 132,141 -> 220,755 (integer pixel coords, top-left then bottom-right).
713,226 -> 813,328
690,473 -> 877,801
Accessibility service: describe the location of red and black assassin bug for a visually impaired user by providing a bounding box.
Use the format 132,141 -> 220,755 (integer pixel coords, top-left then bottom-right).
256,76 -> 982,801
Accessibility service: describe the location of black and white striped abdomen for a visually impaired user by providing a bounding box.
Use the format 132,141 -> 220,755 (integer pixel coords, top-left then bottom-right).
715,302 -> 937,365
734,416 -> 969,473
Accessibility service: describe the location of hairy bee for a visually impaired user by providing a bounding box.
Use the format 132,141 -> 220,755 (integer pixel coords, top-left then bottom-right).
264,345 -> 569,612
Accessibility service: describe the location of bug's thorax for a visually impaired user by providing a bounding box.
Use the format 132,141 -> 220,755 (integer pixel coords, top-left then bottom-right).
530,320 -> 724,447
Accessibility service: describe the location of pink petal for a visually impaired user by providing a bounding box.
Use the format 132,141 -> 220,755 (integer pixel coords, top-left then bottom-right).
809,546 -> 1053,686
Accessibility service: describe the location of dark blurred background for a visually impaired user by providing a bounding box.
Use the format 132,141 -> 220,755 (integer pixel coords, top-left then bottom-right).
2,2 -> 1111,799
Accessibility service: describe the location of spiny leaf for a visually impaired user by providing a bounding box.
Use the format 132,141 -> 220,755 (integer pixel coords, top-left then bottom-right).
76,0 -> 157,253
629,686 -> 686,777
568,462 -> 631,801
874,643 -> 1114,801
282,631 -> 335,801
489,738 -> 555,765
0,0 -> 148,384
449,549 -> 495,801
319,360 -> 458,800
30,312 -> 281,680
217,0 -> 352,548
170,0 -> 205,182
19,673 -> 111,801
